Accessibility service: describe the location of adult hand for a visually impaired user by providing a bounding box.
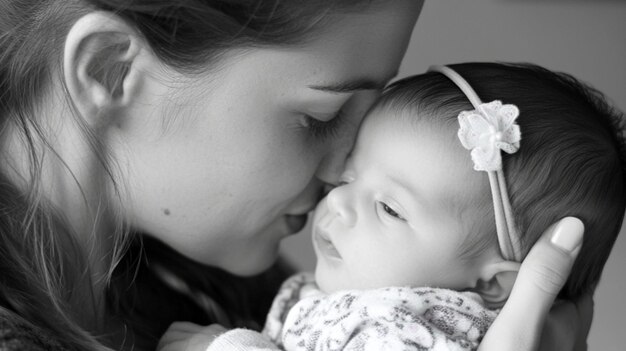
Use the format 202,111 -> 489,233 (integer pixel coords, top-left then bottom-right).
538,293 -> 593,351
479,217 -> 586,351
157,321 -> 227,351
573,293 -> 594,351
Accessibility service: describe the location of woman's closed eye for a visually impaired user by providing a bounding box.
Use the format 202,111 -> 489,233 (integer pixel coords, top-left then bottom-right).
303,109 -> 345,139
378,201 -> 406,221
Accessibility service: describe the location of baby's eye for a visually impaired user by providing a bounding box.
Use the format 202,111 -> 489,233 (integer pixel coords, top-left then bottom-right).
379,201 -> 406,221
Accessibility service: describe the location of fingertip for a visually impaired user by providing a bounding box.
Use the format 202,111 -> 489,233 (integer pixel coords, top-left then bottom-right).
549,217 -> 584,254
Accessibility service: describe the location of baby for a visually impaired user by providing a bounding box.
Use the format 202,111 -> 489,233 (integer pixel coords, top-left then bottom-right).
159,62 -> 626,351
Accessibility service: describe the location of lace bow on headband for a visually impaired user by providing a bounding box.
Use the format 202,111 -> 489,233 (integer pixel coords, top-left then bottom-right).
458,100 -> 521,172
429,65 -> 523,262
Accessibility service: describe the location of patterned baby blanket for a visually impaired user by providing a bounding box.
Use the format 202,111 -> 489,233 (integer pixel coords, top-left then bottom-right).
262,273 -> 498,351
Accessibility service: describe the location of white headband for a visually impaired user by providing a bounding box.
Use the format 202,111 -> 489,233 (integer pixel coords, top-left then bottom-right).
429,65 -> 523,262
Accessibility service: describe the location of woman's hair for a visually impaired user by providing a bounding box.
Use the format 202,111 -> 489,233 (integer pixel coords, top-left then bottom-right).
375,62 -> 626,300
0,1 -> 378,350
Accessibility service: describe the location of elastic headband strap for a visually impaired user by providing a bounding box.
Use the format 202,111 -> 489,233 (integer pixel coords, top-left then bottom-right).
429,65 -> 522,262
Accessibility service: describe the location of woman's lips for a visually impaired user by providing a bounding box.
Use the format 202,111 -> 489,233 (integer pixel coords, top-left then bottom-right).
285,214 -> 308,234
314,228 -> 342,260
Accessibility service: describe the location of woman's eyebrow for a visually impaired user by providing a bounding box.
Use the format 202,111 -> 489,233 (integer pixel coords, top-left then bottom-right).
308,72 -> 397,94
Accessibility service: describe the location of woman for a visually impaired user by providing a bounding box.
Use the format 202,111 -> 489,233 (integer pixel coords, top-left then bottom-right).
0,0 -> 588,350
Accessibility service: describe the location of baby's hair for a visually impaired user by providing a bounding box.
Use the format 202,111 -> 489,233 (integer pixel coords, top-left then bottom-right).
375,62 -> 626,299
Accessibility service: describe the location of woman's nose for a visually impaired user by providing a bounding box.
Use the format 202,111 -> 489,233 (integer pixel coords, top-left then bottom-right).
315,149 -> 350,186
314,119 -> 359,186
315,90 -> 380,185
285,177 -> 326,216
325,185 -> 356,225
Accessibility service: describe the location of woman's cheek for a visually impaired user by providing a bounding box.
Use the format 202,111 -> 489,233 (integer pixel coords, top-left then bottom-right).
277,135 -> 324,183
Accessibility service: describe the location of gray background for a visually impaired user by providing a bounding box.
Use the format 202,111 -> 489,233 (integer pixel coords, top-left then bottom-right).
280,1 -> 626,349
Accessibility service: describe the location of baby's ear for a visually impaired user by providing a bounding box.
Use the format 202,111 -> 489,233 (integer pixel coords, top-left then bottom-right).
472,260 -> 521,309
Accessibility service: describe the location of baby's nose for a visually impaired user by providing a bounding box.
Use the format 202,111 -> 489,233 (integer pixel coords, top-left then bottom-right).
325,186 -> 356,226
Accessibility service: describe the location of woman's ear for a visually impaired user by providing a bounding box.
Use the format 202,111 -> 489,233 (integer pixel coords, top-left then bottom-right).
63,11 -> 144,123
472,260 -> 521,309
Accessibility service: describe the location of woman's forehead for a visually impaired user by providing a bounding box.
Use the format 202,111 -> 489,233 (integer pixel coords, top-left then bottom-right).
215,0 -> 419,92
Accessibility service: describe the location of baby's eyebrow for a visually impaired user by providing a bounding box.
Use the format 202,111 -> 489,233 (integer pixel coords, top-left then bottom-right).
384,174 -> 423,205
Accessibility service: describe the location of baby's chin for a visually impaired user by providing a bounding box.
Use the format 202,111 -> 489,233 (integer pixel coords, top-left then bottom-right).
314,265 -> 359,293
314,265 -> 336,293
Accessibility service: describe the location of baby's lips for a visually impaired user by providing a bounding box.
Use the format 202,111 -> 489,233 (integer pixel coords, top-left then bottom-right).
313,225 -> 342,260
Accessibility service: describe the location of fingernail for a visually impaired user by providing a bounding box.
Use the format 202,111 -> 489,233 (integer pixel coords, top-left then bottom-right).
550,217 -> 584,252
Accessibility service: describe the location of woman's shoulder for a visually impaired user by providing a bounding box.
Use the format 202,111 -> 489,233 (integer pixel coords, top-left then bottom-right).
0,308 -> 66,351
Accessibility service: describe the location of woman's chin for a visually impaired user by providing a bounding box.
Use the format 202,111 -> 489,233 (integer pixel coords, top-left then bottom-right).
218,246 -> 280,277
